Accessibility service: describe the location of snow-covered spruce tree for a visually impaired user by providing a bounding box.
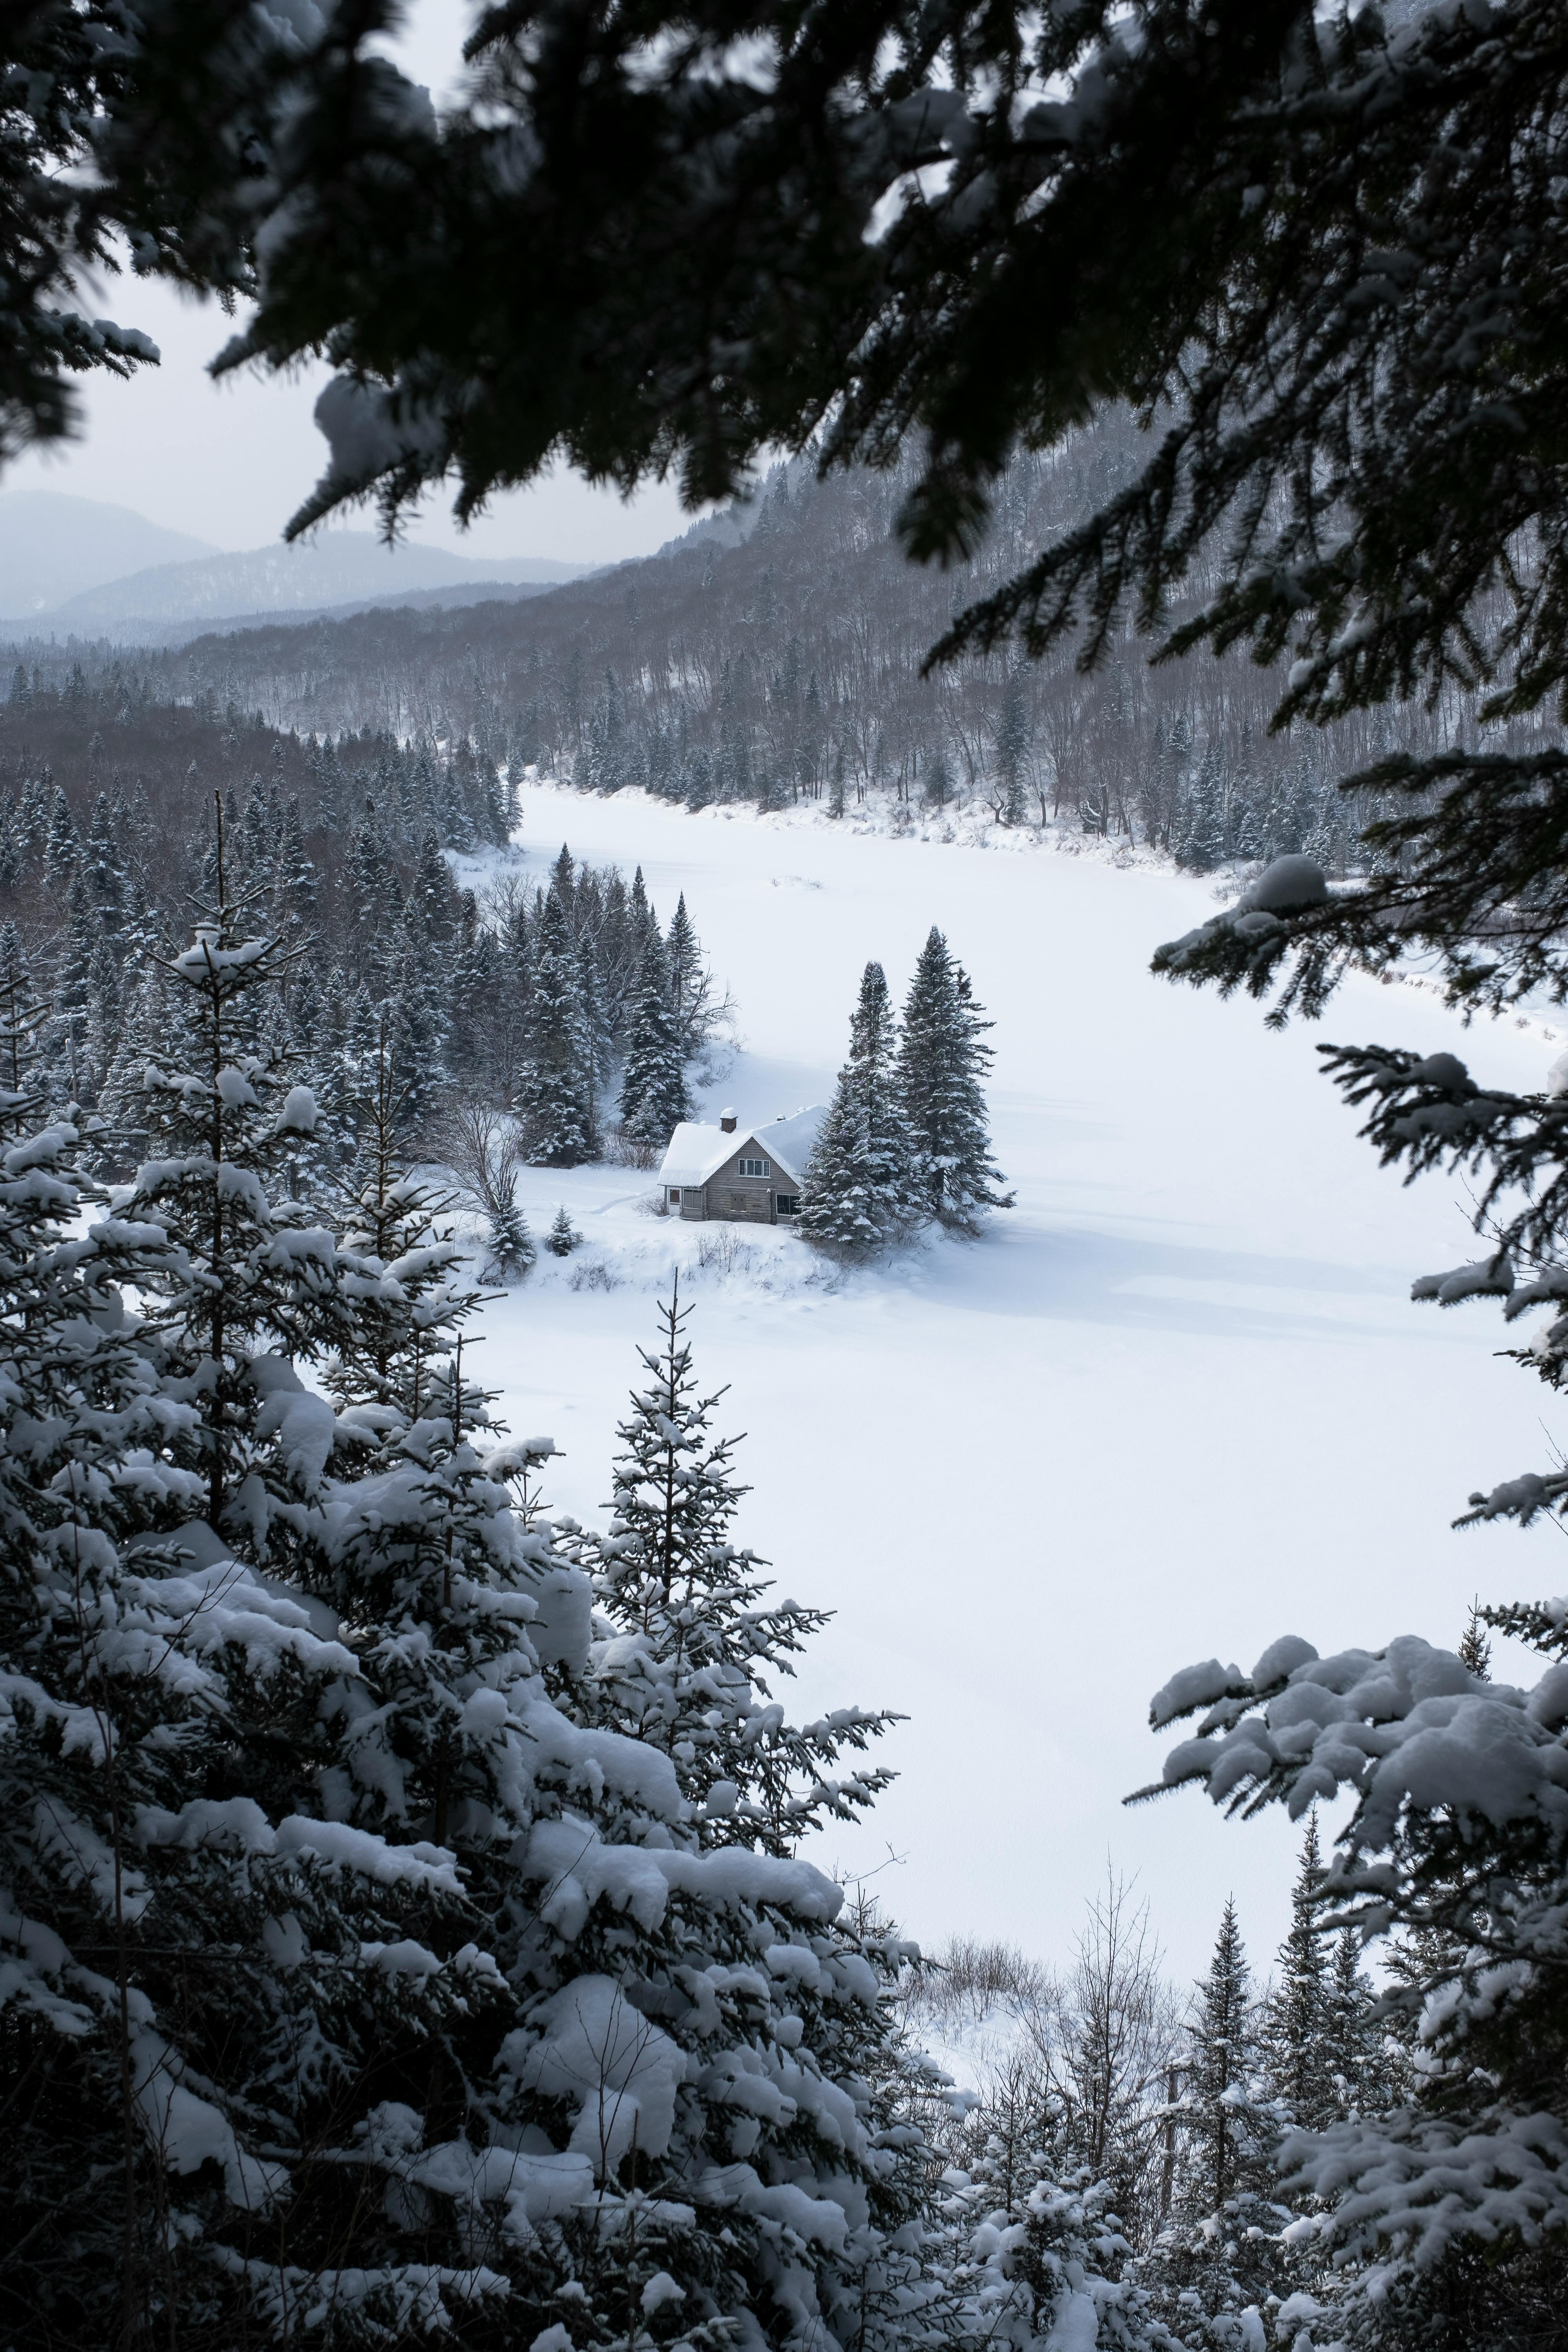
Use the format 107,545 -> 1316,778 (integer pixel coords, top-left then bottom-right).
895,929 -> 1011,1232
0,1085 -> 490,2345
619,931 -> 692,1152
1136,1902 -> 1293,2352
0,917 -> 44,1093
664,891 -> 702,1053
1263,1816 -> 1338,2136
1131,1036 -> 1568,2349
799,960 -> 916,1257
1140,1613 -> 1568,2352
114,853 -> 347,1539
483,1176 -> 536,1285
515,886 -> 598,1166
571,1283 -> 899,1848
468,1291 -> 933,2352
276,1200 -> 933,2349
326,1030 -> 479,1429
932,2141 -> 1188,2352
545,1203 -> 582,1257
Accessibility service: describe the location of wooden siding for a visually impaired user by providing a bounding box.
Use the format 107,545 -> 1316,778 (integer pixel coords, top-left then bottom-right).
679,1142 -> 798,1224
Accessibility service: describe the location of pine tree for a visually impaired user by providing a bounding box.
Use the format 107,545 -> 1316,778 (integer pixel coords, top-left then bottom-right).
82,932 -> 122,1097
43,866 -> 98,1106
1138,1901 -> 1292,2351
545,1202 -> 581,1256
0,919 -> 43,1096
1187,1898 -> 1267,2217
995,679 -> 1031,825
80,789 -> 129,938
117,812 -> 343,1535
0,1081 -> 473,2345
664,889 -> 705,1054
483,1175 -> 536,1283
515,886 -> 597,1165
1178,742 -> 1227,874
42,781 -> 79,892
575,1286 -> 898,1847
896,928 -> 1011,1230
1458,1597 -> 1492,1679
799,959 -> 916,1255
619,930 -> 692,1149
1323,1929 -> 1392,2124
1264,1815 -> 1336,2132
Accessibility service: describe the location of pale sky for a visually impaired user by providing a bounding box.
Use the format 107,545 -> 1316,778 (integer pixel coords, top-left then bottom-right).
5,1 -> 711,568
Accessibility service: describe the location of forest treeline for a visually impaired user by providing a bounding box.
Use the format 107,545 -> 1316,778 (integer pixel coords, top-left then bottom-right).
6,422 -> 1550,880
0,663 -> 723,1179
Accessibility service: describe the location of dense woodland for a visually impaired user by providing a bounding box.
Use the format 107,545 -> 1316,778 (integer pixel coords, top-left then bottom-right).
0,663 -> 725,1193
8,427 -> 1546,881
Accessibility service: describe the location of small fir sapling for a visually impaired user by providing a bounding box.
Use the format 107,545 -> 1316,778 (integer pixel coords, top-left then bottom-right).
545,1202 -> 581,1256
482,1174 -> 536,1283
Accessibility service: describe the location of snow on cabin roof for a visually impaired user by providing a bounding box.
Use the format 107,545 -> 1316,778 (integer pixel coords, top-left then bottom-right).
659,1105 -> 825,1190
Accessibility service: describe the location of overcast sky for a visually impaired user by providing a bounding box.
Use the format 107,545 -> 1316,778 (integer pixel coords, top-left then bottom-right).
5,1 -> 711,567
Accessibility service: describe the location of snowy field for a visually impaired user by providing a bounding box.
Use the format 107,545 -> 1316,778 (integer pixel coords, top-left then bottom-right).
455,782 -> 1565,1984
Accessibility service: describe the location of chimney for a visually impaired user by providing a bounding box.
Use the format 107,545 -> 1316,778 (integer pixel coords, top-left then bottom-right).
719,1108 -> 737,1134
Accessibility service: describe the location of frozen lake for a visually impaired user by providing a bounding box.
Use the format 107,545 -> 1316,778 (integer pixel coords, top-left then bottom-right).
463,782 -> 1564,1980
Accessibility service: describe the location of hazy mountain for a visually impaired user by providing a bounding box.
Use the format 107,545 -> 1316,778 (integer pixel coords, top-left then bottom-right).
47,530 -> 590,634
0,490 -> 219,615
45,573 -> 590,650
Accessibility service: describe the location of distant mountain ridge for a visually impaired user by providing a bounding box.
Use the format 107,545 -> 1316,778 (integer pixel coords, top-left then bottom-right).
0,490 -> 218,613
0,490 -> 590,632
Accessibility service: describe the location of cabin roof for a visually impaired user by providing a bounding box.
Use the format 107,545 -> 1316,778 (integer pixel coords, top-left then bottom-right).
659,1105 -> 824,1189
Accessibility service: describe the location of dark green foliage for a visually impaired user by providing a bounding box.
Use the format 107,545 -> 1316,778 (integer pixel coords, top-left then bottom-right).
544,1202 -> 581,1256
1263,1817 -> 1336,2134
1186,1900 -> 1266,2217
618,931 -> 692,1150
514,888 -> 598,1166
482,1178 -> 536,1284
799,960 -> 916,1256
895,927 -> 1011,1231
574,1287 -> 899,1851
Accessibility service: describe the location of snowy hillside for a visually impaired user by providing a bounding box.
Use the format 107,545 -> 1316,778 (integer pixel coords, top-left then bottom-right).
456,781 -> 1565,1980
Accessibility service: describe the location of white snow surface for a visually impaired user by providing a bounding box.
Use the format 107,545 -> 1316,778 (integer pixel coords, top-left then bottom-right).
453,784 -> 1568,1976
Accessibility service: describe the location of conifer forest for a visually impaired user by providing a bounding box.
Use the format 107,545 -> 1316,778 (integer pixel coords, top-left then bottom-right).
5,6 -> 1568,2352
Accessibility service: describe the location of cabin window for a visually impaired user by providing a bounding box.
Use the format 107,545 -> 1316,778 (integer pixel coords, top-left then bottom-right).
739,1156 -> 771,1178
668,1188 -> 681,1204
776,1194 -> 800,1216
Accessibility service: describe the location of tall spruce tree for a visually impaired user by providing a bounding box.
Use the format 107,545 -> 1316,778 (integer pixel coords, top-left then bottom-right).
114,809 -> 343,1536
482,1175 -> 536,1285
896,927 -> 1011,1231
618,931 -> 692,1150
1264,1815 -> 1336,2133
1187,1899 -> 1267,2218
0,1000 -> 487,2347
573,1285 -> 898,1848
799,959 -> 916,1256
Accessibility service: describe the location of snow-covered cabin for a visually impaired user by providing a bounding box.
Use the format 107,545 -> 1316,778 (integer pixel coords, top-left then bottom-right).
659,1105 -> 824,1224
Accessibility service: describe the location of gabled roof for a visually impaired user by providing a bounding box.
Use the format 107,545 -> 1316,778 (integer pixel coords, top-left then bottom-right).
659,1105 -> 825,1190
